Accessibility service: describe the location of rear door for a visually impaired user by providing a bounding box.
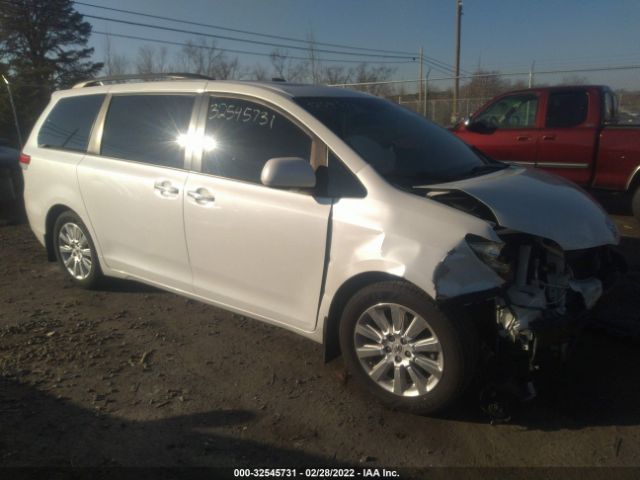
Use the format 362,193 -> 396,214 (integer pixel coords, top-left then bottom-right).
183,95 -> 331,331
78,93 -> 197,291
536,89 -> 598,185
459,92 -> 541,166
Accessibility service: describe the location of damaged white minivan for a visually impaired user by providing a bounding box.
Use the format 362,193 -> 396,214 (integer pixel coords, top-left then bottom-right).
22,75 -> 622,414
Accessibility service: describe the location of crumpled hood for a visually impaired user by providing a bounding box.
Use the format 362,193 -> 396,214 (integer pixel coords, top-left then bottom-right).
422,166 -> 619,250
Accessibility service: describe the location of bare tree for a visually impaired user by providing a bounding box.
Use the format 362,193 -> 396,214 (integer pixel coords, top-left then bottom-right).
135,45 -> 169,74
269,49 -> 306,82
461,68 -> 510,100
322,65 -> 351,85
250,63 -> 269,81
560,74 -> 588,85
306,31 -> 322,84
176,38 -> 242,79
348,63 -> 395,95
103,35 -> 129,76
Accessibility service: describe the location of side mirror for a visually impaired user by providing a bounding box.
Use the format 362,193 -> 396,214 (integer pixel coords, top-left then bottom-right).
466,118 -> 497,134
260,157 -> 316,189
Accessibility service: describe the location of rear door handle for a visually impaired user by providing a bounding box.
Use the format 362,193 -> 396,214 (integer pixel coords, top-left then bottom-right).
187,188 -> 215,204
542,135 -> 556,141
154,180 -> 179,196
516,136 -> 531,141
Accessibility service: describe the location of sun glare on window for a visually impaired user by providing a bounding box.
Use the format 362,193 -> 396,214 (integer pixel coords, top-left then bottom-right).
176,133 -> 217,151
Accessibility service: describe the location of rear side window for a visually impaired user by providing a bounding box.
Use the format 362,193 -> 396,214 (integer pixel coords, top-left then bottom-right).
202,97 -> 311,183
545,91 -> 588,128
38,94 -> 105,152
101,94 -> 195,168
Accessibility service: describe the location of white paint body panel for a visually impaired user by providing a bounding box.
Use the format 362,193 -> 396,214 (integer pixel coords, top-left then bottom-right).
77,155 -> 193,291
423,166 -> 618,251
183,172 -> 331,331
22,79 -> 619,346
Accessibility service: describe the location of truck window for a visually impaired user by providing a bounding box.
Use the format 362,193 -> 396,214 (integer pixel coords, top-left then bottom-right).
473,94 -> 538,130
38,94 -> 105,152
602,91 -> 617,124
545,91 -> 588,128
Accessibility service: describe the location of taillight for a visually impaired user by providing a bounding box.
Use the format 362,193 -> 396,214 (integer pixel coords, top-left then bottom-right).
19,153 -> 31,166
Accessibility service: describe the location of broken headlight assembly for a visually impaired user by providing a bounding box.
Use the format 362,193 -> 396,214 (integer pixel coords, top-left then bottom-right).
465,234 -> 511,278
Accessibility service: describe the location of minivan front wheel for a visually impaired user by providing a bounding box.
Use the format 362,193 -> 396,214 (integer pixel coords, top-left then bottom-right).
339,281 -> 478,414
53,211 -> 103,289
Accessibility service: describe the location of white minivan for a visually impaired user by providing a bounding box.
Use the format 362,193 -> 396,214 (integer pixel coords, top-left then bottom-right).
22,74 -> 621,413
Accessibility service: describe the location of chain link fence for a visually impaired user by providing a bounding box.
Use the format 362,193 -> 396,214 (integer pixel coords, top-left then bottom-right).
331,66 -> 640,127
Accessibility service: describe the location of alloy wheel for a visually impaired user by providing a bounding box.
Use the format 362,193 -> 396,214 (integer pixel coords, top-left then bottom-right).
353,303 -> 444,397
57,222 -> 93,280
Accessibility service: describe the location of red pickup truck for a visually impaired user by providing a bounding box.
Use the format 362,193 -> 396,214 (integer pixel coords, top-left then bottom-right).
452,85 -> 640,222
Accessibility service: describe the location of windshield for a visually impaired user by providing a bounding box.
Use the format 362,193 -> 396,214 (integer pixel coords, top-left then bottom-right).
295,96 -> 505,187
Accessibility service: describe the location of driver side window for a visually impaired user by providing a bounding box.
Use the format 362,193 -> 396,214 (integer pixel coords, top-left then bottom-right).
474,94 -> 538,129
202,97 -> 312,183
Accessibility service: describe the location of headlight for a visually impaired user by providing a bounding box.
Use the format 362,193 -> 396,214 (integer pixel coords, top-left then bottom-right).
466,234 -> 511,277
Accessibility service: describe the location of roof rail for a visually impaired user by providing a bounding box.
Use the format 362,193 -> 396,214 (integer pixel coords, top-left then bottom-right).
72,72 -> 214,89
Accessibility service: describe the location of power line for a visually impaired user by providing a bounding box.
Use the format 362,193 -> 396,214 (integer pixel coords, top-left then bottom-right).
71,1 -> 463,74
74,1 -> 418,57
0,0 -> 472,75
328,64 -> 640,86
419,55 -> 461,76
93,30 -> 415,65
83,14 -> 418,60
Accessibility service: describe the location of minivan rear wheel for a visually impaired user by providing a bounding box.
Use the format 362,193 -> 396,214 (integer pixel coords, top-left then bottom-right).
53,211 -> 103,289
339,281 -> 478,414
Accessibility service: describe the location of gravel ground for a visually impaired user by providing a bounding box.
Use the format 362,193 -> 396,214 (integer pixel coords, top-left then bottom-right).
1,217 -> 639,471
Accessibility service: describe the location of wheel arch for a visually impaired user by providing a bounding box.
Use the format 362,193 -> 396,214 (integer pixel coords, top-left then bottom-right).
322,271 -> 434,363
44,204 -> 74,261
627,166 -> 640,193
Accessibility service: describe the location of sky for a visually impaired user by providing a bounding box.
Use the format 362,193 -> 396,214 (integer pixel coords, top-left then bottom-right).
78,0 -> 640,89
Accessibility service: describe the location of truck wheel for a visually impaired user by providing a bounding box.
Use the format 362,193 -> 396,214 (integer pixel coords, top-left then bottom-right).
632,186 -> 640,225
53,211 -> 103,289
339,281 -> 478,415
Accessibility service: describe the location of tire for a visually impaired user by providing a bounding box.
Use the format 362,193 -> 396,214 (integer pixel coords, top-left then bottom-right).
53,211 -> 103,289
632,186 -> 640,225
339,281 -> 478,415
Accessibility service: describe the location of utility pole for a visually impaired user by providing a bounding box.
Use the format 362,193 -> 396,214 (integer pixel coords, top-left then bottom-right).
452,0 -> 463,124
528,60 -> 535,88
2,75 -> 22,148
418,47 -> 424,116
424,68 -> 431,118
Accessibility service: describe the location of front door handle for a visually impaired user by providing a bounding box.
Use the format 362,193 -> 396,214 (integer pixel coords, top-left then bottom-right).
154,180 -> 179,196
516,135 -> 531,141
187,188 -> 215,204
542,135 -> 556,141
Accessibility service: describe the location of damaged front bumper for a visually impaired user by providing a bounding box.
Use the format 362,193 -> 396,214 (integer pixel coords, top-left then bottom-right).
437,235 -> 624,376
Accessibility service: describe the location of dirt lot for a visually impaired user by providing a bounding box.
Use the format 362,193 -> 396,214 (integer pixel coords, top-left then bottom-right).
1,215 -> 639,472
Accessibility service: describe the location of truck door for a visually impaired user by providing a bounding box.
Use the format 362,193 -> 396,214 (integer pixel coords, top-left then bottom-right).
536,89 -> 597,185
457,92 -> 540,167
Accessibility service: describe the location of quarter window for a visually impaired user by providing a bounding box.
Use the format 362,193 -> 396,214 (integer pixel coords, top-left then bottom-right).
101,95 -> 195,168
202,97 -> 312,183
474,94 -> 538,129
316,152 -> 366,198
38,94 -> 105,152
545,91 -> 588,128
